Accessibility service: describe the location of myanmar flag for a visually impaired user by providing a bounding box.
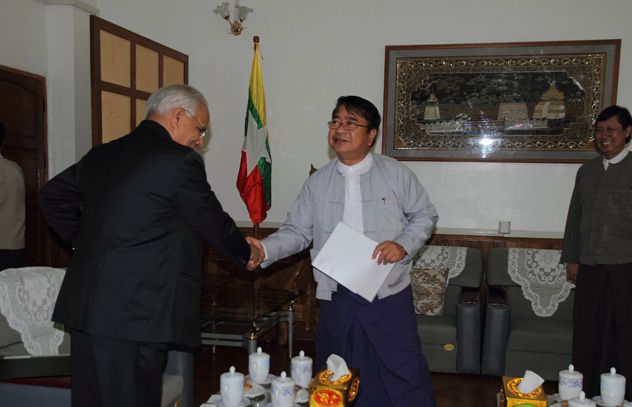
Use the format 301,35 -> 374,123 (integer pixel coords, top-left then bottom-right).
237,38 -> 271,225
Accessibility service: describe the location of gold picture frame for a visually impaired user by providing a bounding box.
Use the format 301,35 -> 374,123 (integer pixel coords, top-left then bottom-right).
383,40 -> 621,162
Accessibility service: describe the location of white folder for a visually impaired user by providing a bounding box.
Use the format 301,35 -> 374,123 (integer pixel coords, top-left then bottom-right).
312,222 -> 395,302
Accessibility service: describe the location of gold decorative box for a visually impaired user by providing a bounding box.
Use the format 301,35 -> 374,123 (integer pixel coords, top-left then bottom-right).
499,376 -> 548,407
308,368 -> 360,407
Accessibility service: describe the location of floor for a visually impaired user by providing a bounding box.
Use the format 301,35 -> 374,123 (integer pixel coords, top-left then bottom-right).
193,333 -> 557,407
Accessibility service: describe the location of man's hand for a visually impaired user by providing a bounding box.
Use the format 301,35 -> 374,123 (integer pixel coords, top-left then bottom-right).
566,263 -> 579,283
246,236 -> 264,271
372,241 -> 407,265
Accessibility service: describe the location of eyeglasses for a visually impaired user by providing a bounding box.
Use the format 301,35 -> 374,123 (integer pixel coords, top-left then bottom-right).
327,120 -> 370,131
594,126 -> 623,136
184,109 -> 208,139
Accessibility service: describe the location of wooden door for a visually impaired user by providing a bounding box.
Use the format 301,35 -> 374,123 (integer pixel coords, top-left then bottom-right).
0,66 -> 71,266
0,65 -> 49,266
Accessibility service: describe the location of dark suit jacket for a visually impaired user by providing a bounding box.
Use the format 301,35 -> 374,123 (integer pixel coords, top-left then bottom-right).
38,120 -> 250,347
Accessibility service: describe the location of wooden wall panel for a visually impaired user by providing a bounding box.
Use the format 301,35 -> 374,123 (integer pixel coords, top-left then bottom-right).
101,91 -> 131,142
135,45 -> 159,93
163,56 -> 185,86
135,99 -> 147,126
99,31 -> 131,87
91,16 -> 188,145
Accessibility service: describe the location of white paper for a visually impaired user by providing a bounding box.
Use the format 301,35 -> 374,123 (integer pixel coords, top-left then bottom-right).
312,222 -> 395,302
326,354 -> 350,381
517,370 -> 544,394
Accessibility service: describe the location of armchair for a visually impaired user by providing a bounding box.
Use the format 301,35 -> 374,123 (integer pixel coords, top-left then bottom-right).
413,246 -> 483,373
0,267 -> 193,407
481,247 -> 574,380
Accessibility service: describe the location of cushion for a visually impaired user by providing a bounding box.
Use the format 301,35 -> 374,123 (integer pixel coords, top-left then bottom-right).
410,267 -> 449,315
0,267 -> 66,355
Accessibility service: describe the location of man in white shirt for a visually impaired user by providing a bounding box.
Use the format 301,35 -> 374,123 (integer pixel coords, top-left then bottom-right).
0,121 -> 26,270
250,96 -> 438,406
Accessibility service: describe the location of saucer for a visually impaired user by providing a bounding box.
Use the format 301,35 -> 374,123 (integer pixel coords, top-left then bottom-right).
243,381 -> 265,398
294,388 -> 309,403
206,394 -> 250,407
246,374 -> 276,386
550,393 -> 580,403
549,393 -> 562,402
592,395 -> 630,406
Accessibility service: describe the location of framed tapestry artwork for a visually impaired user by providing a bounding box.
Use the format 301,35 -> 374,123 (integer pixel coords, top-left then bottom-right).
383,40 -> 621,162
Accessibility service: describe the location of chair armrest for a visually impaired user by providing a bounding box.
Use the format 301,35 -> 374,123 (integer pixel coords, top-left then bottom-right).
165,351 -> 194,407
458,287 -> 480,304
487,286 -> 508,307
481,295 -> 511,376
0,355 -> 71,380
456,299 -> 481,373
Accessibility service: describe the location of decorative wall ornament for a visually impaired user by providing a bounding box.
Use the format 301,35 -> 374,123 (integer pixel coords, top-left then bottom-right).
213,0 -> 253,36
383,40 -> 621,162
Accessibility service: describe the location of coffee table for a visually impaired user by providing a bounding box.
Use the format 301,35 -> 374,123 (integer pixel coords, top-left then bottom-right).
200,286 -> 303,356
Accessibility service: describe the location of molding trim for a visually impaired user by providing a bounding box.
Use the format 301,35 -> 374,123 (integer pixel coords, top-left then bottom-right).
44,0 -> 99,15
434,227 -> 563,240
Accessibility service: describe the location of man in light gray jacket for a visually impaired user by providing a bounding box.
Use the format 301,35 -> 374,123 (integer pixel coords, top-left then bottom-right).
250,96 -> 438,406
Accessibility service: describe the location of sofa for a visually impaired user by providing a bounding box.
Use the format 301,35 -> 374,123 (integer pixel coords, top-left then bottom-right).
481,247 -> 574,380
0,267 -> 193,407
412,245 -> 483,374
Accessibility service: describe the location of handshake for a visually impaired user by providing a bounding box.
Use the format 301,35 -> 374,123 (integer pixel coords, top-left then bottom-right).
245,236 -> 265,271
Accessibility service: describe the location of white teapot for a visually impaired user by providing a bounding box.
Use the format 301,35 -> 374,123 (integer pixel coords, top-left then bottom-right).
271,371 -> 295,407
559,364 -> 583,401
248,346 -> 270,385
220,366 -> 244,407
601,367 -> 626,407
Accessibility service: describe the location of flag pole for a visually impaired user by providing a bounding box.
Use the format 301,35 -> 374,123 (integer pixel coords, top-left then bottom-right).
252,28 -> 260,311
253,34 -> 260,241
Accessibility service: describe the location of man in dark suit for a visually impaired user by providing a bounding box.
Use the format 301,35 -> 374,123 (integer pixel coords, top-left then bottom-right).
38,84 -> 262,407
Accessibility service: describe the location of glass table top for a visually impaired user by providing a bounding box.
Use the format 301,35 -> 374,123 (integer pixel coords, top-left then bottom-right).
200,285 -> 302,324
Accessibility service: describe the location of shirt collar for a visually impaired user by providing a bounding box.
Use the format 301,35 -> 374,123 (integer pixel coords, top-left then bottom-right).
603,147 -> 629,169
336,153 -> 373,176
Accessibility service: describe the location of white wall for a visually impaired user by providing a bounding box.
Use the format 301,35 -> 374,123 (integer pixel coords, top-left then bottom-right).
0,0 -> 93,175
4,0 -> 632,235
0,0 -> 48,75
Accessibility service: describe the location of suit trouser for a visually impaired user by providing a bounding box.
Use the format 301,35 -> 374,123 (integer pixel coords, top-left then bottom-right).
70,329 -> 168,407
572,263 -> 632,400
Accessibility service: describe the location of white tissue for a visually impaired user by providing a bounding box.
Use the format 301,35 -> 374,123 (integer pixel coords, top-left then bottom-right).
326,354 -> 349,382
517,370 -> 544,394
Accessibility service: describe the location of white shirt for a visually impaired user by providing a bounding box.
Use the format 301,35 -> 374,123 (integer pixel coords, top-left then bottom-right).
602,148 -> 629,170
336,154 -> 373,233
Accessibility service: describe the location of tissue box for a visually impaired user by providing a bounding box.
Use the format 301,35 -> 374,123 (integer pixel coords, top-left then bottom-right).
309,367 -> 360,407
499,376 -> 548,407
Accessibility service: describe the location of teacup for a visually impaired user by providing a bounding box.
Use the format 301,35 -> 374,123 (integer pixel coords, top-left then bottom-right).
601,367 -> 626,407
248,346 -> 270,385
220,366 -> 244,407
271,371 -> 295,407
559,364 -> 583,401
291,350 -> 313,389
569,391 -> 596,407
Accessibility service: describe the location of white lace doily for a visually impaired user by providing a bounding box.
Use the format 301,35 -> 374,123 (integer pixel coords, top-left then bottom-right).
412,245 -> 467,280
0,267 -> 66,355
507,248 -> 574,317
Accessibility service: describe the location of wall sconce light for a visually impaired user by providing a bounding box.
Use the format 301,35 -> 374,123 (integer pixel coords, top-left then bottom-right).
213,0 -> 253,36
